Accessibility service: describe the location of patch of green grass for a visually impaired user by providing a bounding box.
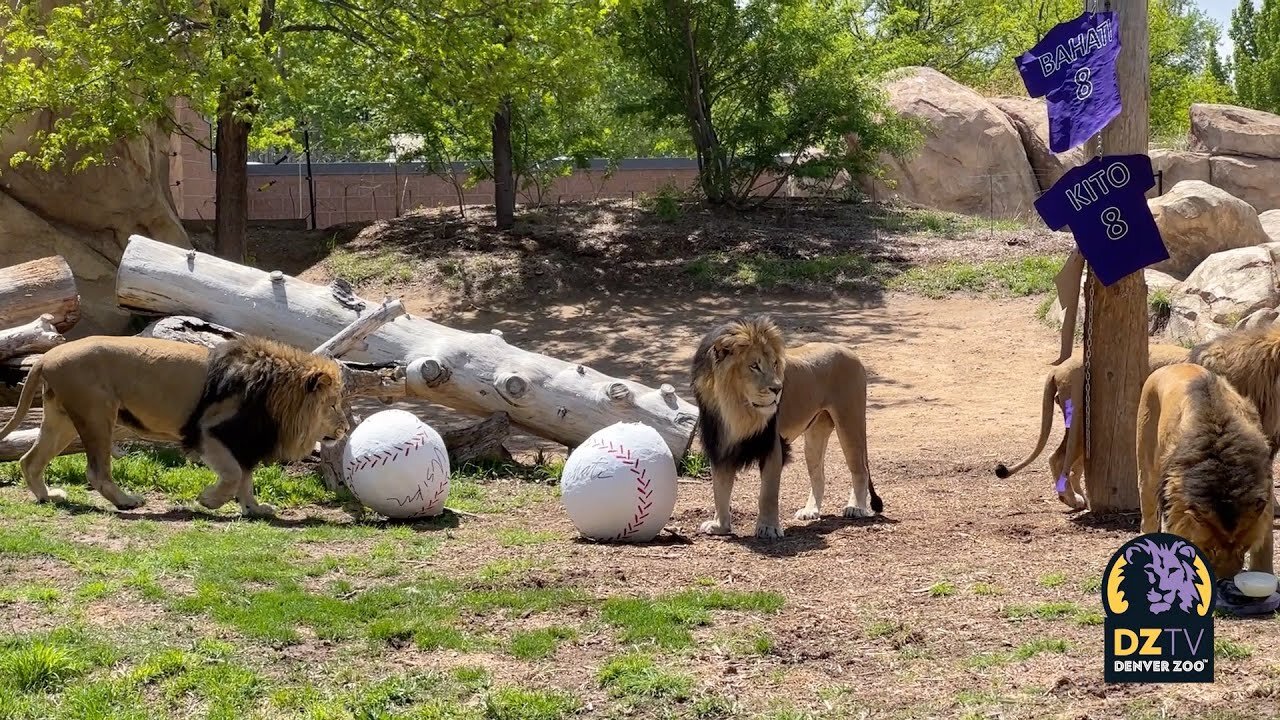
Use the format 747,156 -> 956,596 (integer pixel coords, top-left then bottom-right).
495,528 -> 559,547
971,582 -> 1002,596
679,451 -> 711,479
685,252 -> 884,290
598,653 -> 693,701
888,255 -> 1064,299
1216,637 -> 1253,660
1002,601 -> 1080,621
866,620 -> 899,639
873,206 -> 1026,236
1014,638 -> 1070,660
0,448 -> 335,509
1035,293 -> 1056,323
1149,289 -> 1172,316
484,687 -> 579,720
1037,572 -> 1067,588
509,627 -> 577,660
0,584 -> 62,608
1079,575 -> 1103,593
0,642 -> 82,693
1074,611 -> 1103,626
328,246 -> 416,285
967,638 -> 1069,668
928,581 -> 956,597
602,589 -> 784,648
446,462 -> 559,515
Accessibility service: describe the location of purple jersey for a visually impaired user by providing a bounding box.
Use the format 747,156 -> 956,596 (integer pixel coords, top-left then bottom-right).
1016,11 -> 1121,153
1035,154 -> 1168,287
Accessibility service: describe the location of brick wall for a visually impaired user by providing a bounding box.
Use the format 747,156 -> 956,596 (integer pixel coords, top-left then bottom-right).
167,107 -> 706,229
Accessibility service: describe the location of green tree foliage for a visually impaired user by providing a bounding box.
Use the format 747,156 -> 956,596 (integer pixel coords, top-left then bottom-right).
1232,0 -> 1280,112
612,0 -> 919,207
859,0 -> 1233,138
0,0 -> 367,260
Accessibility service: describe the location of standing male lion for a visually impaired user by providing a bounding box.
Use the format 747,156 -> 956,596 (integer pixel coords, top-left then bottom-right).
691,315 -> 880,540
0,335 -> 349,517
1137,363 -> 1273,579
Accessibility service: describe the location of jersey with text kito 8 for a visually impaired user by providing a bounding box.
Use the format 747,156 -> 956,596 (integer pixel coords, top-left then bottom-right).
1016,11 -> 1121,153
1034,154 -> 1168,287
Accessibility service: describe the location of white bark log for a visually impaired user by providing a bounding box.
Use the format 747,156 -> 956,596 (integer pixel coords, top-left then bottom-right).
0,256 -> 80,333
0,315 -> 64,361
117,235 -> 699,457
0,428 -> 161,462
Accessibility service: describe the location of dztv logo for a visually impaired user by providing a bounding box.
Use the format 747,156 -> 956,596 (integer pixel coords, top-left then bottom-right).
1102,533 -> 1214,683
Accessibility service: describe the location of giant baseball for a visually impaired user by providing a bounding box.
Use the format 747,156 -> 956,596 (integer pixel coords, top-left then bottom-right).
342,409 -> 451,519
560,422 -> 677,542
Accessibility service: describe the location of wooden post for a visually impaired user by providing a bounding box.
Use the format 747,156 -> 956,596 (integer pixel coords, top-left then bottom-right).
1082,0 -> 1149,512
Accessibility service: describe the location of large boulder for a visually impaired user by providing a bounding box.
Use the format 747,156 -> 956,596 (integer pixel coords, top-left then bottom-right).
1147,180 -> 1270,279
861,68 -> 1039,219
1208,155 -> 1280,213
990,96 -> 1086,192
1261,210 -> 1280,242
0,112 -> 188,335
1168,245 -> 1280,345
1190,103 -> 1280,158
1147,149 -> 1211,199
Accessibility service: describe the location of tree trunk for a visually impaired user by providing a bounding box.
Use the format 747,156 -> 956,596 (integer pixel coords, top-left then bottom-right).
116,235 -> 700,459
1082,0 -> 1149,513
214,100 -> 251,263
0,256 -> 80,333
0,315 -> 64,362
492,97 -> 516,230
672,0 -> 728,204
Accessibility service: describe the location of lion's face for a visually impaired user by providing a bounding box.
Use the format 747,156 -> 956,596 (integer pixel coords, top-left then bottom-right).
708,318 -> 786,417
295,367 -> 349,444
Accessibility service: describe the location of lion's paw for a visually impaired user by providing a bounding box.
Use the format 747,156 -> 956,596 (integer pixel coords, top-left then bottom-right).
114,493 -> 146,511
755,522 -> 784,540
843,505 -> 875,519
39,488 -> 69,504
197,487 -> 233,510
243,503 -> 277,519
699,520 -> 733,536
1057,492 -> 1086,511
794,507 -> 821,521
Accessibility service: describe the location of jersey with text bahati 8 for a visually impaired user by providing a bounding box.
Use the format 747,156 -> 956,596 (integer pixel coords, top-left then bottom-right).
1016,11 -> 1121,153
1035,154 -> 1168,287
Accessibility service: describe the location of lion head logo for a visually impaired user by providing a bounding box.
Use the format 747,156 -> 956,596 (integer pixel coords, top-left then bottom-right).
1105,535 -> 1213,617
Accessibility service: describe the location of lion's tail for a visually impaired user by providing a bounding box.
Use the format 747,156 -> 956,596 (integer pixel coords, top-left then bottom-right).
994,371 -> 1056,479
0,359 -> 42,442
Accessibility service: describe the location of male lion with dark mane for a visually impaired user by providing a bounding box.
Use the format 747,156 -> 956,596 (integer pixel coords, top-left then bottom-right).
1137,363 -> 1273,579
691,315 -> 880,540
0,335 -> 349,517
995,344 -> 1188,510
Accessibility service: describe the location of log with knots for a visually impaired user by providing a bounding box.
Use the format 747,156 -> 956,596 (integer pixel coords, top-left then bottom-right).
114,234 -> 700,478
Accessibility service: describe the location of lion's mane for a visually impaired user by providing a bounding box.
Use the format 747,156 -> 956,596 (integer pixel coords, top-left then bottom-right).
691,316 -> 792,473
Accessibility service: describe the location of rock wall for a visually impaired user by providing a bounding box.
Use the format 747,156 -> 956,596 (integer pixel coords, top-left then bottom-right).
0,112 -> 190,335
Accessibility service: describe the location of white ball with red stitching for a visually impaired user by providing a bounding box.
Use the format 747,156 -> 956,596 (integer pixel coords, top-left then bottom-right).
560,422 -> 677,542
342,409 -> 451,519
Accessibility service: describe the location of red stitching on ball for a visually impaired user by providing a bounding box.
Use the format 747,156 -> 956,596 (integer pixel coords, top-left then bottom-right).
587,441 -> 658,542
345,427 -> 438,483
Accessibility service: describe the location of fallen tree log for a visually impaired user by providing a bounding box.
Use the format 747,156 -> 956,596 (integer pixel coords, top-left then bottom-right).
0,257 -> 80,333
0,315 -> 63,362
117,235 -> 699,458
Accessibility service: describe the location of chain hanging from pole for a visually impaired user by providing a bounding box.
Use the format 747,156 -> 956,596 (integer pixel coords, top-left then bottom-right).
1081,0 -> 1111,468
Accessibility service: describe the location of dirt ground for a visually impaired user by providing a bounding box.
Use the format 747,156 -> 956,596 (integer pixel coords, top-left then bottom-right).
346,288 -> 1280,718
9,200 -> 1275,718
